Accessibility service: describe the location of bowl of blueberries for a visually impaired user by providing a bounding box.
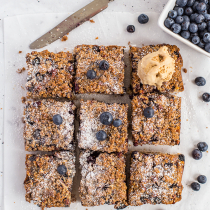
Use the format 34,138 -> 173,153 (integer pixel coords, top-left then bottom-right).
158,0 -> 210,57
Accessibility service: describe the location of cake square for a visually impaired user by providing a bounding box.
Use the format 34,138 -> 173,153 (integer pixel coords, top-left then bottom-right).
78,99 -> 128,153
131,93 -> 181,146
79,151 -> 127,209
128,152 -> 185,206
23,99 -> 76,151
25,50 -> 74,99
130,44 -> 184,94
24,151 -> 76,209
74,45 -> 125,94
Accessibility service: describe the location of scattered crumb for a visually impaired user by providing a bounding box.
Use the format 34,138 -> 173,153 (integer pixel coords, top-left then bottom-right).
71,194 -> 76,203
190,66 -> 192,68
186,119 -> 188,121
18,51 -> 22,54
206,127 -> 208,128
86,209 -> 88,210
95,37 -> 99,40
67,33 -> 69,35
21,86 -> 25,90
128,41 -> 131,46
207,151 -> 208,153
183,68 -> 187,73
17,67 -> 26,73
21,97 -> 26,103
89,19 -> 95,23
142,44 -> 145,46
61,35 -> 68,42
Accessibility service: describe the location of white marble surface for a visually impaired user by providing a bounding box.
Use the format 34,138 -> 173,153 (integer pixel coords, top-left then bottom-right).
2,0 -> 210,210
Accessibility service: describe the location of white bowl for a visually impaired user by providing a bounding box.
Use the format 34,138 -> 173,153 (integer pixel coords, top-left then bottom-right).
158,0 -> 210,58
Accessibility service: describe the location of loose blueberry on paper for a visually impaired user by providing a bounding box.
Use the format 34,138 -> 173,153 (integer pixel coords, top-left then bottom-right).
96,130 -> 107,141
197,142 -> 208,152
53,114 -> 63,125
192,149 -> 202,160
197,175 -> 207,184
191,182 -> 200,191
138,14 -> 149,24
100,112 -> 113,125
127,25 -> 135,33
202,92 -> 210,102
57,165 -> 67,175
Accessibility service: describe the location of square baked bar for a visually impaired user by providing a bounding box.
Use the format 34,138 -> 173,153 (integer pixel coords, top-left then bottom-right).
23,99 -> 76,151
79,150 -> 127,209
26,50 -> 74,99
74,45 -> 125,94
24,151 -> 76,209
78,99 -> 128,153
130,44 -> 184,94
129,152 -> 185,205
131,93 -> 181,146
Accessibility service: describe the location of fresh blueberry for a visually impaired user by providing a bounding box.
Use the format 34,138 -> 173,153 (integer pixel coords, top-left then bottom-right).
198,39 -> 205,48
100,112 -> 113,125
192,149 -> 202,160
185,7 -> 193,16
193,1 -> 199,11
168,10 -> 178,19
164,18 -> 175,28
190,13 -> 199,22
181,30 -> 191,39
138,14 -> 149,24
96,130 -> 107,141
189,23 -> 198,33
195,77 -> 206,86
57,165 -> 67,175
197,142 -> 208,151
204,13 -> 210,21
203,32 -> 210,42
191,32 -> 199,38
171,23 -> 182,33
187,0 -> 195,6
127,25 -> 135,33
191,182 -> 200,191
99,60 -> 109,70
86,70 -> 96,79
174,7 -> 184,15
205,42 -> 210,52
192,35 -> 200,44
196,2 -> 207,11
181,21 -> 190,30
179,154 -> 185,161
143,107 -> 154,118
53,114 -> 63,125
198,22 -> 207,31
202,92 -> 210,101
198,9 -> 207,14
195,14 -> 205,23
176,0 -> 188,7
175,16 -> 184,24
197,175 -> 207,184
113,119 -> 122,127
199,29 -> 207,37
199,0 -> 208,4
183,15 -> 190,22
32,57 -> 40,66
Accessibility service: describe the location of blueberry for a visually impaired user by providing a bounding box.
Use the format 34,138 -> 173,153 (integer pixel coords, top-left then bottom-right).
174,7 -> 184,15
190,13 -> 199,22
164,18 -> 175,28
32,57 -> 40,66
196,2 -> 207,11
192,149 -> 202,160
175,16 -> 184,24
192,35 -> 200,44
195,77 -> 206,86
191,32 -> 199,38
191,182 -> 200,191
198,39 -> 205,48
176,0 -> 188,7
143,107 -> 154,118
57,165 -> 67,175
195,14 -> 205,23
168,10 -> 178,19
179,154 -> 185,161
99,60 -> 109,70
198,22 -> 207,31
181,30 -> 191,39
199,0 -> 208,4
203,32 -> 210,42
198,9 -> 207,14
127,25 -> 135,33
183,15 -> 190,22
171,23 -> 182,33
189,23 -> 198,33
197,142 -> 208,151
185,7 -> 193,16
100,112 -> 113,125
35,72 -> 44,82
113,119 -> 122,127
199,29 -> 207,37
181,21 -> 190,30
87,70 -> 96,79
53,114 -> 63,125
202,92 -> 210,101
187,0 -> 195,6
197,175 -> 207,184
208,26 -> 210,32
96,130 -> 107,141
138,14 -> 149,24
204,13 -> 210,21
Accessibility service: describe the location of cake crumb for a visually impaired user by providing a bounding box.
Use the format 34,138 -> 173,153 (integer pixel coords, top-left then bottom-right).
17,67 -> 26,73
186,119 -> 188,121
21,86 -> 25,90
183,68 -> 187,73
61,35 -> 68,42
128,41 -> 131,46
67,33 -> 69,35
21,97 -> 26,103
95,37 -> 99,40
19,51 -> 22,54
89,19 -> 95,23
206,127 -> 208,128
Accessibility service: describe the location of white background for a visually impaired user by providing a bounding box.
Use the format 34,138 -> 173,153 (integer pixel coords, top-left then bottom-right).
1,0 -> 210,210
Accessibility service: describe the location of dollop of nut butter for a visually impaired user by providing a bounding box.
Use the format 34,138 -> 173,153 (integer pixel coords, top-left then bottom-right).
137,46 -> 175,88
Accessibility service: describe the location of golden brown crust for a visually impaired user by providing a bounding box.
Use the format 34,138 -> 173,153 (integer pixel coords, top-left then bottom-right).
130,44 -> 184,94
